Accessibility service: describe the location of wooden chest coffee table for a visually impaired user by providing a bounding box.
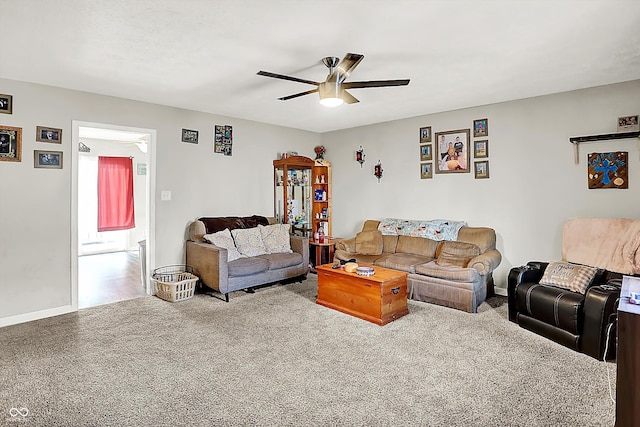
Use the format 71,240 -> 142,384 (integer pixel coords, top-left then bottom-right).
316,264 -> 409,325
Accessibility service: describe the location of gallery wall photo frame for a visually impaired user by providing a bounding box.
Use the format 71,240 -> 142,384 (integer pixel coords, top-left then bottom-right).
473,118 -> 488,138
420,162 -> 433,179
181,128 -> 199,144
420,144 -> 432,161
36,126 -> 63,143
34,150 -> 63,169
435,128 -> 471,174
474,160 -> 489,179
0,125 -> 22,162
0,94 -> 12,115
419,126 -> 432,143
617,115 -> 639,132
474,140 -> 489,158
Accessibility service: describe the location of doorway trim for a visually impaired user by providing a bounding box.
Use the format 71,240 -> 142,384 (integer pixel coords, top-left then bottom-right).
71,121 -> 157,309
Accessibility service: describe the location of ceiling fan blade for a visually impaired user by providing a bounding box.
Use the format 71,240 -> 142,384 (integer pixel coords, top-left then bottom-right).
327,53 -> 364,83
278,88 -> 319,101
257,71 -> 320,86
343,79 -> 410,89
341,90 -> 359,104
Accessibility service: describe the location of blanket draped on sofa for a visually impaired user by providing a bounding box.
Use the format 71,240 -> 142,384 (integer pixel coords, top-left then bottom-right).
377,218 -> 467,241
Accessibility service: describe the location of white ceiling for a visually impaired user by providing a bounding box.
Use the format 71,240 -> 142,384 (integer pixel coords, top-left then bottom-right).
2,1 -> 639,133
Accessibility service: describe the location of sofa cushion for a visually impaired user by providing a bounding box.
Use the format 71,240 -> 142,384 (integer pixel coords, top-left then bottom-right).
227,257 -> 269,277
231,227 -> 269,257
415,261 -> 481,283
258,224 -> 292,254
258,252 -> 303,270
382,235 -> 399,253
376,253 -> 434,273
203,228 -> 244,262
539,261 -> 598,294
200,215 -> 270,234
395,235 -> 439,258
436,241 -> 481,268
355,230 -> 383,255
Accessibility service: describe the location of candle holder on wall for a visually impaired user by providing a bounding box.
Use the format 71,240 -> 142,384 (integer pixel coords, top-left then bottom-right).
374,160 -> 383,182
356,145 -> 365,167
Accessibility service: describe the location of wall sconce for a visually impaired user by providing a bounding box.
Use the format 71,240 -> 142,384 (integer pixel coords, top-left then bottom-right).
374,160 -> 383,182
356,145 -> 365,167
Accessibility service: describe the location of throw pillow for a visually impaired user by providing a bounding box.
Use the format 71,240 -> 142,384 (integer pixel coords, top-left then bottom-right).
231,227 -> 269,257
355,230 -> 383,255
539,261 -> 598,294
203,228 -> 244,262
435,241 -> 481,268
259,224 -> 292,254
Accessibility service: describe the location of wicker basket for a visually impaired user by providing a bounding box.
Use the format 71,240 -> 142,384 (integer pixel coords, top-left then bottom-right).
152,265 -> 198,302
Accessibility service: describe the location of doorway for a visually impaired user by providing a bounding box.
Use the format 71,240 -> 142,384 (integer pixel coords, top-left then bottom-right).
71,121 -> 157,310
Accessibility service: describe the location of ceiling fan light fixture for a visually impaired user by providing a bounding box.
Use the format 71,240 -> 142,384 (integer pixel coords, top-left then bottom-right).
319,82 -> 344,107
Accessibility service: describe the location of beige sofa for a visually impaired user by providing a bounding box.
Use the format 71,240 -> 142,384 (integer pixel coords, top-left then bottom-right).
334,220 -> 502,313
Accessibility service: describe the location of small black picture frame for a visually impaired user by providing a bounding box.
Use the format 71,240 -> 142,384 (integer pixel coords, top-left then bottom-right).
181,128 -> 199,144
0,94 -> 12,114
34,150 -> 63,169
36,126 -> 63,143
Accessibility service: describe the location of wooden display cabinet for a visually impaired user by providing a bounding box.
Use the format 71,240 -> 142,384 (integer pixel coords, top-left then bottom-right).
273,156 -> 314,235
311,159 -> 331,239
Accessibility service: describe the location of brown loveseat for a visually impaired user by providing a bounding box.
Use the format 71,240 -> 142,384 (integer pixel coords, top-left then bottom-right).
186,215 -> 309,301
334,219 -> 502,313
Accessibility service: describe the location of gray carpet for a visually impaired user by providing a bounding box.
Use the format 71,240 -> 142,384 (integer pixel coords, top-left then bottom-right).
0,276 -> 616,426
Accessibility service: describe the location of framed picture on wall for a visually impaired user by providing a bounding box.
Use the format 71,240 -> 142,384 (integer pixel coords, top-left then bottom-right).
474,140 -> 488,158
419,126 -> 432,143
36,126 -> 62,143
617,115 -> 639,132
34,150 -> 63,169
420,144 -> 432,161
420,162 -> 433,179
473,118 -> 488,137
0,125 -> 22,162
0,94 -> 12,114
435,129 -> 470,174
181,128 -> 199,143
474,160 -> 489,179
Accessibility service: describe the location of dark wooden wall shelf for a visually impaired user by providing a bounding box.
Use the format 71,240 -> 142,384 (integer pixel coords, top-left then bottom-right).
570,131 -> 639,143
568,131 -> 640,163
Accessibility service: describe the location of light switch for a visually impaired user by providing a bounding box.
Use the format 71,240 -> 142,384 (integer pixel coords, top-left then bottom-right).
161,190 -> 172,201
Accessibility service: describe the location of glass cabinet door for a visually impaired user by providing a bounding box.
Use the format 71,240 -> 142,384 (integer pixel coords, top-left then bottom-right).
273,156 -> 315,236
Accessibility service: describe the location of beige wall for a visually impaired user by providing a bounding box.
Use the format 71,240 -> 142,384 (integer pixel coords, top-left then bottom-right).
0,78 -> 319,325
1,77 -> 638,325
324,80 -> 640,293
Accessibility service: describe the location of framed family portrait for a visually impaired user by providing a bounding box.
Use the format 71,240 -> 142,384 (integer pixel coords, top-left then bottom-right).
34,150 -> 63,169
419,126 -> 432,143
420,144 -> 432,161
474,161 -> 489,179
474,140 -> 488,158
473,118 -> 488,137
0,125 -> 22,162
435,129 -> 470,174
181,128 -> 199,143
420,162 -> 433,179
617,115 -> 639,132
36,126 -> 62,143
0,94 -> 12,114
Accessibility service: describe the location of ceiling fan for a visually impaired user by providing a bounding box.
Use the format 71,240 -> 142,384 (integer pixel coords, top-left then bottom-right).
257,53 -> 410,107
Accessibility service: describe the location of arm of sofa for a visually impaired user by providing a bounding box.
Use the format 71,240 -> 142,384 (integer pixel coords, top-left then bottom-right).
290,235 -> 310,267
468,249 -> 502,276
186,240 -> 229,294
335,237 -> 356,253
506,262 -> 546,322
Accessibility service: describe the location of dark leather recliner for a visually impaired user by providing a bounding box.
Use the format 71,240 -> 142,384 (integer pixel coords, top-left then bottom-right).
508,261 -> 621,361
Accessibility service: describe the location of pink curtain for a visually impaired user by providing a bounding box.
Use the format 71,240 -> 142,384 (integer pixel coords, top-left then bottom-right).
97,156 -> 135,232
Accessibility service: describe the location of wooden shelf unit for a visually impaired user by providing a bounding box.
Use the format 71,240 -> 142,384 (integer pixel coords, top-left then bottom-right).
568,131 -> 640,164
311,159 -> 331,238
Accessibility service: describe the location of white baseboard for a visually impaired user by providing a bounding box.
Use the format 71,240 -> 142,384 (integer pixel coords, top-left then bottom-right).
0,305 -> 76,328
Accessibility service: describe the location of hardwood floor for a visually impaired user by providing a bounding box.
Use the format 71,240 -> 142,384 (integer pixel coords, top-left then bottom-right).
78,251 -> 147,309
